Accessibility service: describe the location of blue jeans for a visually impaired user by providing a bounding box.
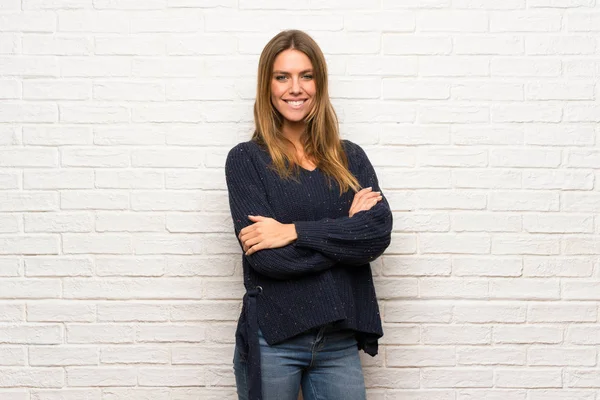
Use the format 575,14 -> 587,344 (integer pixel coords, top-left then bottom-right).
233,324 -> 367,400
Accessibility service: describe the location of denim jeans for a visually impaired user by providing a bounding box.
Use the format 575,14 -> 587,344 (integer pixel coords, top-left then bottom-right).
233,324 -> 367,400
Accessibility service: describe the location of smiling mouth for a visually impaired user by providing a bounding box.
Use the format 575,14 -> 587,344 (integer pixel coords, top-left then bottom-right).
285,99 -> 307,108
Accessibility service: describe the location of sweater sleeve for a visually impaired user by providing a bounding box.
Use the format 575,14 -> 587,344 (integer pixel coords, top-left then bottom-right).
225,143 -> 337,280
292,142 -> 393,266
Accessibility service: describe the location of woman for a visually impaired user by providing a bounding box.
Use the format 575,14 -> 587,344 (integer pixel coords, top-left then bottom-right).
225,30 -> 393,400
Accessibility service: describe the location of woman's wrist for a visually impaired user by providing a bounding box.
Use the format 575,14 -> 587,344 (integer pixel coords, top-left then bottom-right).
288,223 -> 298,243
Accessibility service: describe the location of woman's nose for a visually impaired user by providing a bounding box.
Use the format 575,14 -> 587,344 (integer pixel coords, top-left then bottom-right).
289,78 -> 301,94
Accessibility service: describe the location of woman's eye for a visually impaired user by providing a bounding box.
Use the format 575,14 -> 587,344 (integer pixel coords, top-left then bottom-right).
303,74 -> 313,80
275,76 -> 287,81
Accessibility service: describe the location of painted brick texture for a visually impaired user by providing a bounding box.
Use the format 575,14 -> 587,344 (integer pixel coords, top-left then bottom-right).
1,1 -> 599,399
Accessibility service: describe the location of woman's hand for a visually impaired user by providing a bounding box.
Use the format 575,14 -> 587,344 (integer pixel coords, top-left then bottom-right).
239,215 -> 298,256
349,187 -> 383,218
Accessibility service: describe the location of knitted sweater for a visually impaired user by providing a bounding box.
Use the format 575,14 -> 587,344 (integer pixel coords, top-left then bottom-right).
225,139 -> 393,400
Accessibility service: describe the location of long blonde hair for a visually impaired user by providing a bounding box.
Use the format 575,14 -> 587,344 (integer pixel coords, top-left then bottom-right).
251,30 -> 361,194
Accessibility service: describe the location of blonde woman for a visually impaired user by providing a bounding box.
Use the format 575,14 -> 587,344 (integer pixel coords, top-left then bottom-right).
225,30 -> 393,400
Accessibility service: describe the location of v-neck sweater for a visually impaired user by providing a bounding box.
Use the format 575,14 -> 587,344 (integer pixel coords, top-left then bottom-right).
225,139 -> 393,400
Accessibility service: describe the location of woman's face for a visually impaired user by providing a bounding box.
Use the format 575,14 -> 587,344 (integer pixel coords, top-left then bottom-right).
270,49 -> 316,125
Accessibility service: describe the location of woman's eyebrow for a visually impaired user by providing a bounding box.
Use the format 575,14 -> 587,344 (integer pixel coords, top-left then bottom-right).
272,69 -> 313,74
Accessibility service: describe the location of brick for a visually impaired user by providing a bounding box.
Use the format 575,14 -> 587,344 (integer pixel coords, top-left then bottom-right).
27,302 -> 95,322
454,36 -> 524,55
453,169 -> 522,189
528,303 -> 597,322
490,11 -> 562,32
60,105 -> 129,123
362,367 -> 419,389
0,78 -> 20,98
527,82 -> 595,100
420,234 -> 490,254
420,56 -> 488,76
493,325 -> 562,344
63,234 -> 131,254
101,346 -> 169,364
528,391 -> 596,400
167,34 -> 237,55
522,170 -> 593,190
97,303 -> 169,322
562,281 -> 600,300
0,303 -> 23,322
490,192 -> 559,211
382,256 -> 451,277
63,278 -> 203,299
24,0 -> 93,8
492,57 -> 561,77
0,367 -> 64,388
60,56 -> 130,77
454,303 -> 526,323
95,36 -> 166,56
0,347 -> 25,366
96,212 -> 165,233
492,235 -> 560,255
25,257 -> 93,277
0,148 -> 57,167
136,324 -> 206,343
495,368 -> 562,388
66,367 -> 136,386
132,57 -> 204,78
95,169 -> 164,189
528,346 -> 596,366
138,367 -> 204,386
422,368 -> 493,388
58,10 -> 128,32
66,324 -> 135,344
29,346 -> 98,366
0,214 -> 19,233
23,126 -> 92,145
94,81 -> 164,101
0,12 -> 56,32
387,346 -> 455,367
420,105 -> 489,123
526,35 -> 596,55
0,56 -> 59,77
452,82 -> 523,100
566,325 -> 600,345
457,346 -> 525,365
452,257 -> 522,277
457,390 -> 527,400
562,236 -> 600,255
384,35 -> 451,55
101,388 -> 169,400
23,80 -> 91,100
30,389 -> 101,400
420,278 -> 489,299
24,213 -> 93,233
170,302 -> 243,322
129,10 -> 203,32
379,324 -> 420,345
61,191 -> 129,210
0,324 -> 63,344
0,236 -> 59,256
0,172 -> 19,190
392,212 -> 449,232
23,34 -> 91,55
385,301 -> 452,323
345,12 -> 414,32
523,257 -> 593,277
524,214 -> 593,233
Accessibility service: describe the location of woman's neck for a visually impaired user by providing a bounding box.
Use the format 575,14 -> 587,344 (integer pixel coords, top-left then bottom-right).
281,120 -> 306,147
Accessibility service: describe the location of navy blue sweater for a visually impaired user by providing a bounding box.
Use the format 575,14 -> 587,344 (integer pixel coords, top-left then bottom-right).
225,139 -> 393,400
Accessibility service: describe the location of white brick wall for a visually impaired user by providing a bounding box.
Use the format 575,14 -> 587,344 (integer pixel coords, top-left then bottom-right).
0,1 -> 599,399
